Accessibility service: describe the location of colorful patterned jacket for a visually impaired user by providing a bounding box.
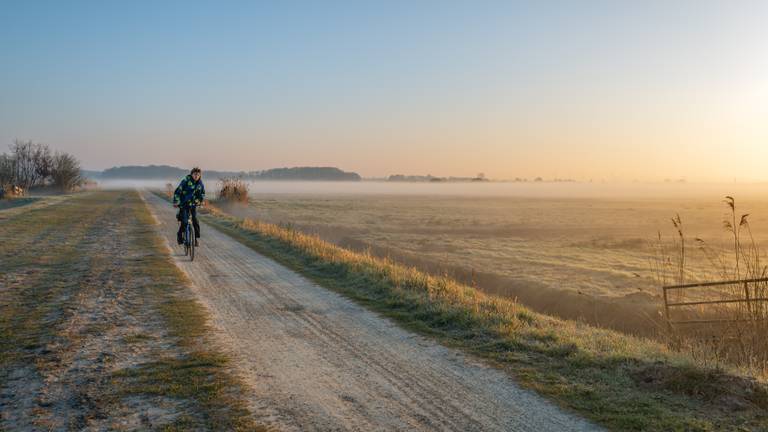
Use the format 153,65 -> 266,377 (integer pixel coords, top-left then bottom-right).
173,175 -> 205,207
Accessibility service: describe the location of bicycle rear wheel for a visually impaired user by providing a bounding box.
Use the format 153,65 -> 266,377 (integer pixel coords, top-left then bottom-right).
183,222 -> 190,256
189,225 -> 195,261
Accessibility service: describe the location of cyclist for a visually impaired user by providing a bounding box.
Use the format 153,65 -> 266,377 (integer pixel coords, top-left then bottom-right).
173,167 -> 205,246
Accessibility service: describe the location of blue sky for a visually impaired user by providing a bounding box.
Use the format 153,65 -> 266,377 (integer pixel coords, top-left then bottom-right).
1,1 -> 767,180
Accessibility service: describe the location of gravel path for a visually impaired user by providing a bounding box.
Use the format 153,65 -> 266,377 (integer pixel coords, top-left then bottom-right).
143,191 -> 602,432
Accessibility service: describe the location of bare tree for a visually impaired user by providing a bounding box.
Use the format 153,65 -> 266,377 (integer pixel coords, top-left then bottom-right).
10,139 -> 51,190
0,140 -> 84,197
11,140 -> 34,189
0,153 -> 15,191
33,144 -> 53,184
50,152 -> 83,191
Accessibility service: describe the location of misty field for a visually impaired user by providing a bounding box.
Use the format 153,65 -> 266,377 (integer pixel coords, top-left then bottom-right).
204,192 -> 768,430
217,189 -> 768,335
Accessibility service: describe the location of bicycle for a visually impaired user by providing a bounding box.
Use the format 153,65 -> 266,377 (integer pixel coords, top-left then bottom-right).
178,202 -> 201,262
182,209 -> 196,261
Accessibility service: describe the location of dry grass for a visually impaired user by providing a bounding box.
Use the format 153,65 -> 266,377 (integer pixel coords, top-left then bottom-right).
0,196 -> 38,211
217,178 -> 249,203
1,185 -> 25,198
202,203 -> 768,431
0,192 -> 263,430
220,194 -> 679,337
654,196 -> 768,376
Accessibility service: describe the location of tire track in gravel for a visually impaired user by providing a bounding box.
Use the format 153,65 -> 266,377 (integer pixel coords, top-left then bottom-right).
184,229 -> 468,429
143,191 -> 602,432
201,243 -> 473,429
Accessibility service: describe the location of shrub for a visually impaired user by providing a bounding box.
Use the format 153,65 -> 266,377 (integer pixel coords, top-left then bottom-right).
0,140 -> 84,193
217,177 -> 249,203
50,152 -> 84,192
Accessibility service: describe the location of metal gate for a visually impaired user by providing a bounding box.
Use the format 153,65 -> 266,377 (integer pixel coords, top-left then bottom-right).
662,277 -> 768,329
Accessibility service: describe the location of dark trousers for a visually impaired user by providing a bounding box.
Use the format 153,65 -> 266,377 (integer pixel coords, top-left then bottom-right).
177,206 -> 200,241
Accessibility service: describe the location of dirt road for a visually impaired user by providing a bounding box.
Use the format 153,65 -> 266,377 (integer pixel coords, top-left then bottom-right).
143,191 -> 600,431
1,192 -> 258,430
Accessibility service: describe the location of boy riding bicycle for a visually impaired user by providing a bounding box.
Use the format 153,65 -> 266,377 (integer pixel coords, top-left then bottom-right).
173,167 -> 205,246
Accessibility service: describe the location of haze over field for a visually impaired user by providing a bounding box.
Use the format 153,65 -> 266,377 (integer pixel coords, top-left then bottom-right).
100,178 -> 768,200
4,2 -> 768,429
209,187 -> 768,332
2,1 -> 768,182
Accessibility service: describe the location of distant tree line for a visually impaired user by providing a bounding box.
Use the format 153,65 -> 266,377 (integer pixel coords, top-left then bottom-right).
386,174 -> 578,183
254,167 -> 361,181
101,165 -> 189,179
101,165 -> 250,180
0,140 -> 84,195
99,165 -> 361,181
387,174 -> 489,182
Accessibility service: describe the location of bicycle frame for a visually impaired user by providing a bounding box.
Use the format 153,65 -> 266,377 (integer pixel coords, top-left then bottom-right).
181,204 -> 197,261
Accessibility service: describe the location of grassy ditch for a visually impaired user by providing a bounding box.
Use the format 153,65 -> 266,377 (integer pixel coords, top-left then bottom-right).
0,192 -> 263,431
0,196 -> 38,211
200,204 -> 768,431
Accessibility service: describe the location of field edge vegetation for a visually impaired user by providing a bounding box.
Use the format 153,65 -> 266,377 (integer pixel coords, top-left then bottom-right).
199,201 -> 768,432
0,191 -> 264,431
131,192 -> 265,431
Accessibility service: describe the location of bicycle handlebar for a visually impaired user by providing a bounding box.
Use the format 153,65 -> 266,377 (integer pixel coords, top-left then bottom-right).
174,200 -> 204,208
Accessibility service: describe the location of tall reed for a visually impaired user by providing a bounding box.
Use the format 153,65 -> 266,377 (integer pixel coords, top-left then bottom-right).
655,196 -> 768,372
217,177 -> 249,203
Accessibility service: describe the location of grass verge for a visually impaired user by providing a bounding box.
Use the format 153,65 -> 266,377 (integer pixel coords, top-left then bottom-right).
200,203 -> 768,431
113,193 -> 264,431
0,196 -> 39,211
0,192 -> 263,431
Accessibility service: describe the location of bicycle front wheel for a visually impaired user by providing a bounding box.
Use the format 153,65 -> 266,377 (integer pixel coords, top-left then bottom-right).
189,225 -> 195,261
184,223 -> 190,256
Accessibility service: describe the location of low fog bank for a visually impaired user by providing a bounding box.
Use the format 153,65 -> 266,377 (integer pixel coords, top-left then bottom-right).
98,179 -> 173,190
97,178 -> 768,199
